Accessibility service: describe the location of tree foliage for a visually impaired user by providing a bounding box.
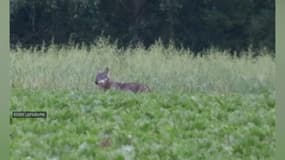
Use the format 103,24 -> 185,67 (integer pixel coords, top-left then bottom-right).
10,0 -> 275,55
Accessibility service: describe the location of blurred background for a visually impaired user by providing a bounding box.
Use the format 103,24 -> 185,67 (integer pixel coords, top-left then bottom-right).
10,0 -> 275,56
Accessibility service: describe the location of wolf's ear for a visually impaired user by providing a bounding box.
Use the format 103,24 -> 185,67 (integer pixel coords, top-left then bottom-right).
105,67 -> 109,73
105,67 -> 110,77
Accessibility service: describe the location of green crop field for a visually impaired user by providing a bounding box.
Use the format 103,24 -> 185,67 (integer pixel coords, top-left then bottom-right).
10,42 -> 276,160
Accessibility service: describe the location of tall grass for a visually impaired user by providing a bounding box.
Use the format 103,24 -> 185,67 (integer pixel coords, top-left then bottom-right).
10,41 -> 275,94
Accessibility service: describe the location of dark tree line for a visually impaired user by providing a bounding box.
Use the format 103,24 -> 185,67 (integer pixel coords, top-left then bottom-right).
10,0 -> 275,55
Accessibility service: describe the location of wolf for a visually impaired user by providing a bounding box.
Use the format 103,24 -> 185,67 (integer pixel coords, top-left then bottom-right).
95,67 -> 151,93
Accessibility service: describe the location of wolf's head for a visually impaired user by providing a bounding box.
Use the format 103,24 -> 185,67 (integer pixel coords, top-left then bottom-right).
95,67 -> 110,86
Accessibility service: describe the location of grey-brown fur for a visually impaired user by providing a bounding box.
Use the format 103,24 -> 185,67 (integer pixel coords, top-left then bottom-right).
95,67 -> 151,93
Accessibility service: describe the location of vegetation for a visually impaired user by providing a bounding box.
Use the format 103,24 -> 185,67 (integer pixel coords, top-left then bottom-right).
11,42 -> 275,94
10,44 -> 275,159
10,89 -> 275,160
10,0 -> 276,159
10,0 -> 275,54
